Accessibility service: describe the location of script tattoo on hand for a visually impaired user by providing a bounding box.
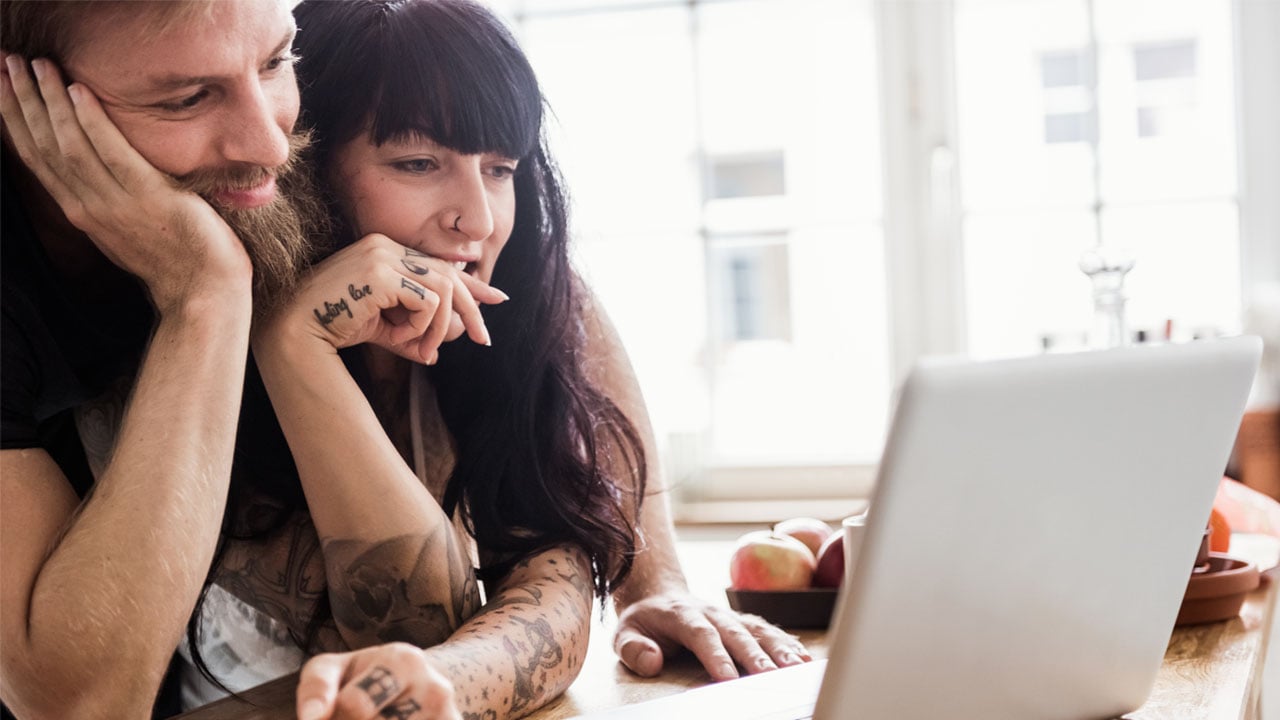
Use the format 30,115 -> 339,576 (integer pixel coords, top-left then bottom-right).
314,297 -> 352,326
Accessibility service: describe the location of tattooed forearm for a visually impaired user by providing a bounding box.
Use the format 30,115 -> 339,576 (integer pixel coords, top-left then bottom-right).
323,520 -> 480,649
504,616 -> 563,715
424,545 -> 593,720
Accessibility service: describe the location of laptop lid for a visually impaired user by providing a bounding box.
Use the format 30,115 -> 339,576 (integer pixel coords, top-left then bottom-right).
815,337 -> 1261,719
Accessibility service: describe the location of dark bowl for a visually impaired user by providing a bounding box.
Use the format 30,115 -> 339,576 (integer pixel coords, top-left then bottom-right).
725,587 -> 838,629
1175,553 -> 1260,626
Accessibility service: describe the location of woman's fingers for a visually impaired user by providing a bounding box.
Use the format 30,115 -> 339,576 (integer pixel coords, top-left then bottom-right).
296,653 -> 347,720
327,647 -> 460,720
447,275 -> 492,348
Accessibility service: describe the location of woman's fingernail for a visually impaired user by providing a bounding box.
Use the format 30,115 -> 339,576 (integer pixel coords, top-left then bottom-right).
30,59 -> 46,80
68,84 -> 82,106
494,289 -> 510,302
5,55 -> 21,76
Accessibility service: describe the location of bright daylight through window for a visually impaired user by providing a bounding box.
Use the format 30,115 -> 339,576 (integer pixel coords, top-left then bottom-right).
486,0 -> 1273,514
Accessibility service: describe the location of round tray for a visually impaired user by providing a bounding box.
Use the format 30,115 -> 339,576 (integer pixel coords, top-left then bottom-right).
1175,553 -> 1260,627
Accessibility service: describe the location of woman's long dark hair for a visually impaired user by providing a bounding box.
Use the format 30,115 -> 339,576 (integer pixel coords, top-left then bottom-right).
292,0 -> 646,597
188,0 -> 647,693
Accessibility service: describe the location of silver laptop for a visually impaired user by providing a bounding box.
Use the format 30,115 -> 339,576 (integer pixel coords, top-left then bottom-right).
576,337 -> 1261,720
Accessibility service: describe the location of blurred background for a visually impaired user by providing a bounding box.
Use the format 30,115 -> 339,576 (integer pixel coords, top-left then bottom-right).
485,0 -> 1280,520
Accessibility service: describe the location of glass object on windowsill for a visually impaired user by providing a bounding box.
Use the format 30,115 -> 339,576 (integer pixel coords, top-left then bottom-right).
1079,244 -> 1136,350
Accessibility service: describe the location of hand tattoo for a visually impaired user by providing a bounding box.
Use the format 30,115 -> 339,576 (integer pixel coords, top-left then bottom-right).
401,277 -> 426,300
357,665 -> 401,706
380,698 -> 422,719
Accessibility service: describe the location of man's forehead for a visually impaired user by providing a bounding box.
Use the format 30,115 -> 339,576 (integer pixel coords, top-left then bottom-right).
66,0 -> 294,93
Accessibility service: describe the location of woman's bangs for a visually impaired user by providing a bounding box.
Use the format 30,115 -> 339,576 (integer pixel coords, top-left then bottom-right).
367,7 -> 541,160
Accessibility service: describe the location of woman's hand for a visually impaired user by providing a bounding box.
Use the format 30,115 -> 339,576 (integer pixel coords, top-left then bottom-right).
296,643 -> 459,720
0,55 -> 251,312
614,592 -> 811,681
260,232 -> 507,364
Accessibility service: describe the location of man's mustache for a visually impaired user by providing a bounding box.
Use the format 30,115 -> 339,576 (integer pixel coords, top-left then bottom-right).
171,129 -> 313,204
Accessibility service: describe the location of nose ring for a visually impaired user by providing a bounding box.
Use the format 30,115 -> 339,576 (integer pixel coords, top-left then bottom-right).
452,214 -> 462,232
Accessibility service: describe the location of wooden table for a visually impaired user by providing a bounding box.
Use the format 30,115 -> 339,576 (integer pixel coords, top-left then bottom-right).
177,534 -> 1280,720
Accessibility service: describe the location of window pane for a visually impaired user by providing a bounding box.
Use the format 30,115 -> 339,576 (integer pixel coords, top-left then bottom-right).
1096,0 -> 1237,203
709,153 -> 786,199
956,0 -> 1095,210
523,0 -> 888,472
956,0 -> 1241,358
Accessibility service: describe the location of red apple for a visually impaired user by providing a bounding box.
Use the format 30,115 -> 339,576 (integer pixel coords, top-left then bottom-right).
772,517 -> 835,556
729,530 -> 816,590
812,532 -> 844,588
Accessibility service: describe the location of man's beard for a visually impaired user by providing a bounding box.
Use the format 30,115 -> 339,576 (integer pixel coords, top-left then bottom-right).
173,131 -> 329,320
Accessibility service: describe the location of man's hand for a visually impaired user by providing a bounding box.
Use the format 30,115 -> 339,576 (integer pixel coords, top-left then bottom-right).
613,592 -> 812,681
0,55 -> 250,312
296,643 -> 459,720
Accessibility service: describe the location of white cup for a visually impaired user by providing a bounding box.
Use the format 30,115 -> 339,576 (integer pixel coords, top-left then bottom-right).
842,510 -> 869,588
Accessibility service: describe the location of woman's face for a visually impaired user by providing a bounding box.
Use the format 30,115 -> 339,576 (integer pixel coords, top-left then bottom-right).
330,132 -> 519,284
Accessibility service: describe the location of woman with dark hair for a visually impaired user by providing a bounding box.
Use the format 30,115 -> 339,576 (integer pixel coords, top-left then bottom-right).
230,0 -> 646,716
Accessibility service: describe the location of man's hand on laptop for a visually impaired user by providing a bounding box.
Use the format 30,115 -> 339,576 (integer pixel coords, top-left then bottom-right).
614,591 -> 812,681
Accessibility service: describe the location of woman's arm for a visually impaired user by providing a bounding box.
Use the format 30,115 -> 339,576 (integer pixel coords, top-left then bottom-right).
295,544 -> 594,720
577,285 -> 812,680
250,233 -> 503,649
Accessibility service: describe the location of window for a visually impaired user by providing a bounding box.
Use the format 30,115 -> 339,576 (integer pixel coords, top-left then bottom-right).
708,237 -> 791,343
1040,49 -> 1094,144
495,0 -> 1277,510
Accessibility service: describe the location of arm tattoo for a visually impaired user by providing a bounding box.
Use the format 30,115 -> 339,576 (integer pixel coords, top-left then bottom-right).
401,277 -> 426,300
323,520 -> 480,647
504,616 -> 564,715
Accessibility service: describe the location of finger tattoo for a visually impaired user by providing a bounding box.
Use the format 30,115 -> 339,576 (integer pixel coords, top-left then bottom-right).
400,258 -> 430,275
380,699 -> 422,719
405,247 -> 429,258
401,278 -> 425,300
357,666 -> 401,706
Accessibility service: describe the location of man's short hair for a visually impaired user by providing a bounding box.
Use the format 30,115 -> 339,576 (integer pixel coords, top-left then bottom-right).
1,0 -> 211,65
